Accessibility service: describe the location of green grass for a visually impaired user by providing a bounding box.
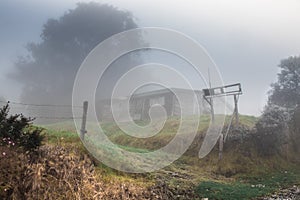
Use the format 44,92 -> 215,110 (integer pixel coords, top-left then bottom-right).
44,129 -> 79,144
196,170 -> 300,200
232,115 -> 258,127
42,123 -> 152,155
99,114 -> 257,151
40,114 -> 257,147
41,114 -> 260,170
39,114 -> 300,199
117,144 -> 150,153
196,181 -> 272,200
40,120 -> 77,131
241,169 -> 300,189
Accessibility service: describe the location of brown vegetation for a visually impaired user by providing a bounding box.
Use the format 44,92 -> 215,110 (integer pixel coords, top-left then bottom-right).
0,144 -> 199,199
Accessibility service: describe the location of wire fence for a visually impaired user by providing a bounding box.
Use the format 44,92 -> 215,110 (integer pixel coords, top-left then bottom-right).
0,100 -> 83,122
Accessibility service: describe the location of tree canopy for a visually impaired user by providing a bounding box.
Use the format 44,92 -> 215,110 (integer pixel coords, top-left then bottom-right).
268,55 -> 300,108
12,2 -> 139,105
256,55 -> 300,156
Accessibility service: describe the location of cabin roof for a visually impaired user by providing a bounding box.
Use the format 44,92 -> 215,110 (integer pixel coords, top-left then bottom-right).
130,88 -> 202,99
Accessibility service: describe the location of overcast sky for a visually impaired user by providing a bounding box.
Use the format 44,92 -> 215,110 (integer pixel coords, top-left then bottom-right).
1,0 -> 300,116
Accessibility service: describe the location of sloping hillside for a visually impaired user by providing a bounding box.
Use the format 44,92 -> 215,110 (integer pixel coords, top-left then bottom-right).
1,115 -> 299,199
29,114 -> 300,199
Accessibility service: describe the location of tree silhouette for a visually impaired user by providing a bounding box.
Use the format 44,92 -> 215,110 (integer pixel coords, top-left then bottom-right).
11,2 -> 139,105
268,55 -> 300,108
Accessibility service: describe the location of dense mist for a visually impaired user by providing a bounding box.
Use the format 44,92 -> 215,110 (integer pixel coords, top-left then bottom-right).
10,2 -> 140,106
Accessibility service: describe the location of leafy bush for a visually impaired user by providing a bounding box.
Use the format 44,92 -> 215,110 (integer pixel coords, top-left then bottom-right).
0,103 -> 44,151
254,105 -> 290,156
290,106 -> 300,153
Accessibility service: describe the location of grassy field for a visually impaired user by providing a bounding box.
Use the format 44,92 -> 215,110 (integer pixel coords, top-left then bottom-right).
40,114 -> 300,199
196,170 -> 300,199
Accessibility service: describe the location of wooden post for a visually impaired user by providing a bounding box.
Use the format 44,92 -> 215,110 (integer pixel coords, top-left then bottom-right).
207,68 -> 215,123
219,134 -> 224,160
234,94 -> 239,126
80,101 -> 88,140
210,97 -> 215,123
234,94 -> 243,142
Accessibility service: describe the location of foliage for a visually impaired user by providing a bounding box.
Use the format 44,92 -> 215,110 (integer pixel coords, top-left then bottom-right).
0,145 -> 98,199
255,55 -> 300,157
0,146 -> 28,199
0,104 -> 43,151
254,105 -> 290,156
289,106 -> 300,153
268,55 -> 300,108
12,2 -> 140,106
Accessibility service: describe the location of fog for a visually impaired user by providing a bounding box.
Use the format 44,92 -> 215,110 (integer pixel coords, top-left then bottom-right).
1,0 -> 300,119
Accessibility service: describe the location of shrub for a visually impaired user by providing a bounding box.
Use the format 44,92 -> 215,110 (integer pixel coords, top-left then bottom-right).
290,106 -> 300,154
0,103 -> 44,152
254,105 -> 291,156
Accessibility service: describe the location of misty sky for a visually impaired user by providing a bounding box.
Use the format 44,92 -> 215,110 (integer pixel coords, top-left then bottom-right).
1,0 -> 300,116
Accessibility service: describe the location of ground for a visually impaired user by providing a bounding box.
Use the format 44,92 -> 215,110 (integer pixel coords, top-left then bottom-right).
1,115 -> 299,199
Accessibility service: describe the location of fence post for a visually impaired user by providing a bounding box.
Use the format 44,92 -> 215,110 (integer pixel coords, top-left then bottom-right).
80,101 -> 88,140
234,94 -> 239,126
219,133 -> 224,160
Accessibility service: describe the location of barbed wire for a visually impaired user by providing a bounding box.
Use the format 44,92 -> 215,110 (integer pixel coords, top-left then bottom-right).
32,116 -> 82,120
0,100 -> 83,108
0,100 -> 83,120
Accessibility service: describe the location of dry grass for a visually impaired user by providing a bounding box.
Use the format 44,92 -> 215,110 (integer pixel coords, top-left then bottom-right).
2,115 -> 299,199
1,144 -> 197,199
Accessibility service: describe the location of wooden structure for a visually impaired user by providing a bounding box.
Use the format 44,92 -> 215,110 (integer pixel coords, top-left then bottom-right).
97,88 -> 210,122
129,88 -> 207,121
202,83 -> 242,160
